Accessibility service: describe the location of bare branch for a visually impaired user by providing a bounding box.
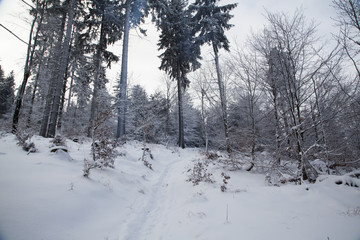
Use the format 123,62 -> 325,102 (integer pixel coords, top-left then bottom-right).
0,23 -> 28,45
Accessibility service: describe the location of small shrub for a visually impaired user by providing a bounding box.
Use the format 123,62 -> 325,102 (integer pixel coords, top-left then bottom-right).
206,151 -> 219,160
16,132 -> 37,154
92,139 -> 118,169
50,135 -> 66,146
343,206 -> 360,216
84,106 -> 119,178
187,160 -> 214,186
85,111 -> 119,177
83,158 -> 97,177
140,147 -> 153,170
220,172 -> 230,192
50,135 -> 68,153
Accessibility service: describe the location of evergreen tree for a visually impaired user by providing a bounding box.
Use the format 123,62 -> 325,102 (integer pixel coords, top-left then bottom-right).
156,0 -> 201,148
148,91 -> 173,143
127,84 -> 149,140
0,68 -> 15,118
46,0 -> 76,137
182,92 -> 201,147
87,0 -> 124,137
12,0 -> 45,134
117,0 -> 149,139
39,0 -> 76,137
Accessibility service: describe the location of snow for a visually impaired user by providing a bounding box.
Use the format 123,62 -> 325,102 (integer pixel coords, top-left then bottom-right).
0,133 -> 359,240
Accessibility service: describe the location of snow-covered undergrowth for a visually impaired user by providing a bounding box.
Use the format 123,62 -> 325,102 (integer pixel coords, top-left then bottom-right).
0,133 -> 359,240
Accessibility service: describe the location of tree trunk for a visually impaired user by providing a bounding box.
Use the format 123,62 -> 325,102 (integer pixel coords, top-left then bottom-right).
201,88 -> 209,154
40,12 -> 67,137
66,68 -> 75,110
12,12 -> 40,134
177,67 -> 185,149
249,95 -> 256,163
272,87 -> 281,165
213,43 -> 230,153
116,0 -> 131,139
56,62 -> 70,132
311,78 -> 330,174
47,0 -> 75,138
26,64 -> 41,128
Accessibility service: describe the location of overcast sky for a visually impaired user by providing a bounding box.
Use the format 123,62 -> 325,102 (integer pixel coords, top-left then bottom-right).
0,0 -> 338,93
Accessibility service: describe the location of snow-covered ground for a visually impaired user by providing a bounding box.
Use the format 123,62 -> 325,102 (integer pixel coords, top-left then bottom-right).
0,133 -> 359,240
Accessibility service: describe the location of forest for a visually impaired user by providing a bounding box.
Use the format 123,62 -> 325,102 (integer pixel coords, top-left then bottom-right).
0,0 -> 359,184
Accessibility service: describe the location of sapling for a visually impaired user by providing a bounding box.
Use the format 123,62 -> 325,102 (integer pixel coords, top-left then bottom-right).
140,132 -> 153,170
50,135 -> 68,152
16,132 -> 37,154
220,172 -> 230,192
187,159 -> 214,185
83,108 -> 118,177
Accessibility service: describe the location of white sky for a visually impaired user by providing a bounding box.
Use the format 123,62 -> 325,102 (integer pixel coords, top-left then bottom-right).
0,0 -> 338,94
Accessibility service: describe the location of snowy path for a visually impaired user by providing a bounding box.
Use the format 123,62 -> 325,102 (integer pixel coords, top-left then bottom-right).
122,156 -> 183,240
1,135 -> 359,240
118,146 -> 360,240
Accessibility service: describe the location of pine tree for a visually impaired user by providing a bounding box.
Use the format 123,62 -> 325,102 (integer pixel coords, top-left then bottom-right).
46,0 -> 76,137
12,0 -> 45,134
127,84 -> 149,140
156,0 -> 201,148
39,0 -> 75,137
0,68 -> 15,118
87,0 -> 124,137
117,0 -> 149,139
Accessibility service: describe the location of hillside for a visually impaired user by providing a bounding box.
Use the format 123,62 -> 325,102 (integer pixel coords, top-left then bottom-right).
0,134 -> 359,240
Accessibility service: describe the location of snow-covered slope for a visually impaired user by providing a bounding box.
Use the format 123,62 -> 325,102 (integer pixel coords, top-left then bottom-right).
0,134 -> 359,240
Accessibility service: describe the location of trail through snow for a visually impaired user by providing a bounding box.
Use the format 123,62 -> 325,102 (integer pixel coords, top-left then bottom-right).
121,148 -> 198,240
0,135 -> 360,240
122,157 -> 181,239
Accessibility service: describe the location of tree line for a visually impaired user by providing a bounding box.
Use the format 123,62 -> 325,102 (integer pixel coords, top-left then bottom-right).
0,0 -> 359,182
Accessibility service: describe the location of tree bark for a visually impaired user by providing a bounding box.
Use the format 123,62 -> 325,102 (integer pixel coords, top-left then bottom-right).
40,11 -> 67,137
47,0 -> 75,137
12,10 -> 40,134
201,88 -> 209,154
117,0 -> 131,139
88,10 -> 107,137
177,66 -> 185,149
26,63 -> 41,128
213,43 -> 230,153
56,62 -> 70,132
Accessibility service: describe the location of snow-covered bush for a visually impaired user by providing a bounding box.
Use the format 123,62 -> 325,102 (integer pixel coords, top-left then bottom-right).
311,159 -> 328,174
83,139 -> 119,177
50,135 -> 66,147
265,167 -> 298,187
187,159 -> 214,186
16,132 -> 37,154
84,109 -> 119,177
220,172 -> 230,192
206,151 -> 220,160
83,158 -> 95,177
92,139 -> 118,168
49,135 -> 68,153
140,146 -> 153,170
343,207 -> 360,216
316,171 -> 360,188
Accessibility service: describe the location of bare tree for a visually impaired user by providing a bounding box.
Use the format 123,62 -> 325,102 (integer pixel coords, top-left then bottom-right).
190,0 -> 237,153
228,44 -> 264,166
250,9 -> 326,182
332,0 -> 360,78
192,69 -> 213,153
